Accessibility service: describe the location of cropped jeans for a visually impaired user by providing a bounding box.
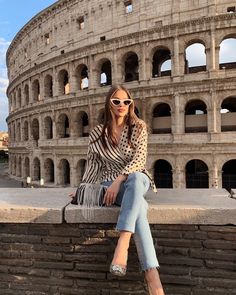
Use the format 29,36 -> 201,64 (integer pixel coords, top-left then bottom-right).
101,171 -> 160,272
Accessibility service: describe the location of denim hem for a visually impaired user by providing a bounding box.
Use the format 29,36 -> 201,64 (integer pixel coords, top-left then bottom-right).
139,265 -> 160,273
115,226 -> 134,234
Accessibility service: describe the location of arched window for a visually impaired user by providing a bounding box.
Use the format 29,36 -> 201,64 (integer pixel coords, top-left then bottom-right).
124,52 -> 139,82
32,80 -> 40,101
44,116 -> 53,139
58,70 -> 70,95
74,112 -> 89,137
24,84 -> 29,105
154,160 -> 173,188
33,157 -> 41,181
185,159 -> 209,188
185,42 -> 206,74
185,100 -> 207,133
32,118 -> 40,141
221,97 -> 236,131
23,121 -> 29,141
75,65 -> 89,90
44,158 -> 54,183
152,103 -> 171,134
44,74 -> 53,98
57,114 -> 70,138
222,160 -> 236,191
219,37 -> 236,70
76,159 -> 86,184
100,60 -> 112,86
152,47 -> 171,77
24,157 -> 30,179
59,159 -> 70,185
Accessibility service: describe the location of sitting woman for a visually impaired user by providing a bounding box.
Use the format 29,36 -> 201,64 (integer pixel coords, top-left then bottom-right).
70,84 -> 165,295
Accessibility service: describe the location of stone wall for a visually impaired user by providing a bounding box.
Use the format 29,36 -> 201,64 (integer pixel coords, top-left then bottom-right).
0,223 -> 236,295
0,188 -> 236,294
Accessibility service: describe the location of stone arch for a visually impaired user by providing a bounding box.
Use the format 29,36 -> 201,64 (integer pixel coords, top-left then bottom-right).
22,120 -> 29,141
33,157 -> 41,181
24,84 -> 29,105
123,51 -> 139,82
134,106 -> 141,118
222,159 -> 236,191
24,157 -> 30,179
152,46 -> 171,77
219,35 -> 236,70
17,88 -> 22,108
12,155 -> 16,175
99,59 -> 112,86
32,79 -> 40,101
185,99 -> 207,133
75,64 -> 89,90
76,159 -> 86,184
16,122 -> 21,141
220,96 -> 236,131
74,111 -> 89,137
58,159 -> 70,185
16,156 -> 22,177
57,113 -> 70,138
185,159 -> 209,188
44,158 -> 54,183
58,69 -> 70,95
44,116 -> 53,139
98,108 -> 105,124
152,103 -> 171,134
184,40 -> 206,74
31,118 -> 40,141
44,74 -> 53,97
154,159 -> 173,188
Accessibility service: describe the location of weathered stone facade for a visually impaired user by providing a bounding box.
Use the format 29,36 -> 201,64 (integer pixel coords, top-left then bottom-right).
6,0 -> 236,188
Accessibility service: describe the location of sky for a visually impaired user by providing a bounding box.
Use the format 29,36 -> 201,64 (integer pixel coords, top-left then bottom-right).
0,2 -> 235,131
0,0 -> 57,131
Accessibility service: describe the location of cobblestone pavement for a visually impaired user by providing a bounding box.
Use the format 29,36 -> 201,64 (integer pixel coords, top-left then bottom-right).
0,163 -> 22,188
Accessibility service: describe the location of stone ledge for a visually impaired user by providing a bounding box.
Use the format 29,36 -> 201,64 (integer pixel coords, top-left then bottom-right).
0,188 -> 236,225
65,188 -> 236,224
0,188 -> 72,223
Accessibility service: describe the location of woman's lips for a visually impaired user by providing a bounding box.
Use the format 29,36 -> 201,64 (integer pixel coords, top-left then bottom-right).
117,108 -> 126,112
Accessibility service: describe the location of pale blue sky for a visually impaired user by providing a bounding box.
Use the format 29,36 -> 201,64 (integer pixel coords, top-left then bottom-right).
0,0 -> 56,131
0,2 -> 235,131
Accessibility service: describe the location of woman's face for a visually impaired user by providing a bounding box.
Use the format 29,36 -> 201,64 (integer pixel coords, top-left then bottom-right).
110,89 -> 133,119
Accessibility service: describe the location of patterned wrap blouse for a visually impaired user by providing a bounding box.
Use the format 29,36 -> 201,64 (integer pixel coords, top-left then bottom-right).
81,119 -> 157,192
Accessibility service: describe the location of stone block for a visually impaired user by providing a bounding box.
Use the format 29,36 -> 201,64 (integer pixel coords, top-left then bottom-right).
0,188 -> 71,223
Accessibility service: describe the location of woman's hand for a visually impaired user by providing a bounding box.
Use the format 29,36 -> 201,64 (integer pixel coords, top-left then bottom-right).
103,174 -> 127,206
68,192 -> 76,198
103,181 -> 121,206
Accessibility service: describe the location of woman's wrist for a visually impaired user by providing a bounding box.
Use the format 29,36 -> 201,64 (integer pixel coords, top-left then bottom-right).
115,174 -> 128,183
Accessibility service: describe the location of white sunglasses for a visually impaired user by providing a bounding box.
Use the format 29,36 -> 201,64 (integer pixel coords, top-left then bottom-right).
110,98 -> 133,107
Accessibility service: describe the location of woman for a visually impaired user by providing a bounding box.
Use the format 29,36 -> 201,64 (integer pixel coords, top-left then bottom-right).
70,85 -> 165,295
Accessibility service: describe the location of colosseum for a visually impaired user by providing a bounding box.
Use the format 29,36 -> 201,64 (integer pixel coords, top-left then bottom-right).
6,0 -> 236,189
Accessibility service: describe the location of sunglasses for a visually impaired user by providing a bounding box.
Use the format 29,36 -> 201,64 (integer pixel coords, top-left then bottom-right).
110,98 -> 133,107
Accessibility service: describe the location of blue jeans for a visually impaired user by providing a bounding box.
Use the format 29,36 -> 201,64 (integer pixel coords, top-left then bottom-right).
101,172 -> 160,271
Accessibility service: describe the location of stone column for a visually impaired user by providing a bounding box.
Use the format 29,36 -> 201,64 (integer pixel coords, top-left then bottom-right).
68,62 -> 77,93
54,157 -> 59,186
52,111 -> 57,139
88,55 -> 97,90
112,49 -> 118,84
209,161 -> 219,188
40,156 -> 46,186
172,36 -> 180,77
52,67 -> 59,97
71,165 -> 77,187
139,43 -> 148,82
207,27 -> 218,71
